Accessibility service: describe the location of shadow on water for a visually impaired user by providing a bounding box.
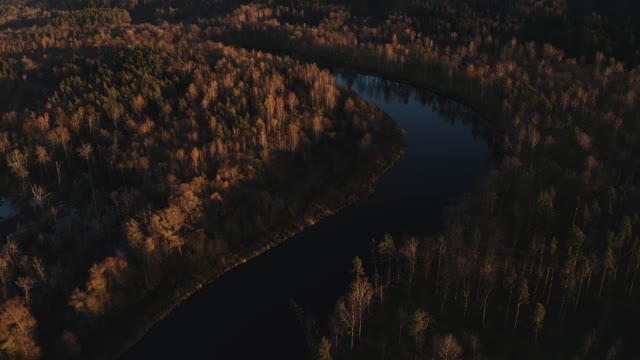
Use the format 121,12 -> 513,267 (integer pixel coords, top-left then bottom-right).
122,72 -> 494,359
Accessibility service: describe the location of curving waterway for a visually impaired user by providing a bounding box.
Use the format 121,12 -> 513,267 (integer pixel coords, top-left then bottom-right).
123,72 -> 494,359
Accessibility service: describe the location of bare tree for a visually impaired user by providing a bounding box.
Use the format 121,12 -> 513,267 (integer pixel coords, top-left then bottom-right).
30,184 -> 48,210
350,276 -> 373,340
400,237 -> 419,296
16,276 -> 35,307
336,297 -> 356,351
31,258 -> 46,283
55,161 -> 63,185
462,280 -> 472,318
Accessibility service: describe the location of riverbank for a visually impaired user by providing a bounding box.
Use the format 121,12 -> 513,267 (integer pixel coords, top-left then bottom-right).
80,90 -> 407,359
205,38 -> 502,145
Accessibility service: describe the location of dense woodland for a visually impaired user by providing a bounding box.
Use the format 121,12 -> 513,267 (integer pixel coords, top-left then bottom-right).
2,0 -> 640,359
0,3 -> 403,358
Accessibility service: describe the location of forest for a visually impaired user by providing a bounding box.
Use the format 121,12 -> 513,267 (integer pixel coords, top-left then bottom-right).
0,3 -> 404,358
1,0 -> 640,358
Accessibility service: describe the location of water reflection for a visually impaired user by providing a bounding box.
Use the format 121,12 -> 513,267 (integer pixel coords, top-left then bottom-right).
337,71 -> 493,147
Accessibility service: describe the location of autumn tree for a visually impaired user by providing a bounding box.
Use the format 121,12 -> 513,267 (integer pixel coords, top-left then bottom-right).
69,256 -> 129,316
409,308 -> 430,360
378,234 -> 396,287
352,256 -> 365,278
315,337 -> 332,360
0,298 -> 41,359
532,302 -> 545,343
433,334 -> 463,360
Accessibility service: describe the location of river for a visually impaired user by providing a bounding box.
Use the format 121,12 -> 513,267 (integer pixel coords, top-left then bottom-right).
122,72 -> 494,359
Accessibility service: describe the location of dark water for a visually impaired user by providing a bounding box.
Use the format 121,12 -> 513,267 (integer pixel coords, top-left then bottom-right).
123,73 -> 493,359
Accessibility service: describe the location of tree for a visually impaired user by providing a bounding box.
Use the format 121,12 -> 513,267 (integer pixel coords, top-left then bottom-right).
335,274 -> 373,351
31,258 -> 46,283
0,257 -> 9,293
504,267 -> 518,323
434,236 -> 447,294
514,279 -> 530,329
336,297 -> 356,351
0,298 -> 41,359
378,234 -> 396,287
6,149 -> 29,180
400,237 -> 419,295
69,256 -> 129,316
433,334 -> 463,360
34,146 -> 50,174
77,143 -> 96,209
149,207 -> 186,256
15,277 -> 35,307
527,124 -> 541,171
409,309 -> 430,360
315,337 -> 332,360
531,303 -> 545,343
30,184 -> 47,210
350,276 -> 373,340
462,280 -> 472,318
480,254 -> 496,327
352,256 -> 365,278
584,155 -> 598,185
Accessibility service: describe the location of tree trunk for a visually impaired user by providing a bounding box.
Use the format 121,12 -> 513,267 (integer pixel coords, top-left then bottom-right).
624,261 -> 632,283
482,289 -> 491,327
514,304 -> 521,329
350,327 -> 354,351
629,262 -> 638,296
441,285 -> 448,313
572,196 -> 580,224
543,267 -> 550,294
599,269 -> 607,297
532,276 -> 540,303
546,274 -> 553,306
464,295 -> 469,318
436,255 -> 441,295
505,289 -> 513,323
575,273 -> 584,308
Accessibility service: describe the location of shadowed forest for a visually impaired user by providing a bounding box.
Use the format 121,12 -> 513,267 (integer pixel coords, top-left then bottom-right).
2,0 -> 640,359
